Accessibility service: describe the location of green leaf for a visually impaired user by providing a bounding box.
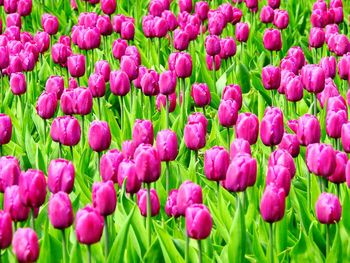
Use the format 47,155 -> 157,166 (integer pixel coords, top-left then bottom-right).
236,62 -> 251,94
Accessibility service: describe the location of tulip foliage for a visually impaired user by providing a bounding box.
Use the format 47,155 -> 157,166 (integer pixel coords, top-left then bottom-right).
1,0 -> 350,262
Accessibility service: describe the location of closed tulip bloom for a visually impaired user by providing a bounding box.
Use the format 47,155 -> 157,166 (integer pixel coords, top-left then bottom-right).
75,88 -> 93,116
235,22 -> 249,43
187,112 -> 208,133
285,75 -> 303,102
273,9 -> 289,30
60,89 -> 76,115
0,156 -> 20,192
325,24 -> 339,44
315,193 -> 341,224
94,60 -> 110,82
0,211 -> 12,249
96,15 -> 113,36
177,180 -> 203,216
159,70 -> 177,95
100,149 -> 123,183
134,144 -> 161,183
338,54 -> 350,80
6,13 -> 21,28
204,146 -> 230,182
9,72 -> 26,95
319,56 -> 336,79
317,79 -> 339,109
218,3 -> 234,23
0,114 -> 12,145
132,120 -> 154,147
50,116 -> 81,146
0,46 -> 10,70
330,34 -> 350,56
101,0 -> 116,15
260,6 -> 275,23
309,27 -> 325,49
301,64 -> 325,94
162,10 -> 178,31
122,140 -> 136,159
173,29 -> 190,51
19,169 -> 46,208
67,54 -> 86,78
328,151 -> 347,184
263,29 -> 282,51
4,186 -> 30,222
88,73 -> 106,98
125,45 -> 141,66
110,70 -> 130,96
75,205 -> 104,245
220,37 -> 237,59
149,0 -> 166,17
195,1 -> 209,21
88,121 -> 111,152
92,180 -> 116,216
231,7 -> 242,24
306,143 -> 336,177
268,149 -> 296,178
120,56 -> 138,81
153,17 -> 168,38
12,228 -> 39,263
230,139 -> 251,159
4,0 -> 17,13
112,39 -> 128,60
184,121 -> 206,151
186,204 -> 212,240
165,189 -> 180,218
205,35 -> 221,56
260,185 -> 285,223
4,26 -> 20,41
191,83 -> 211,107
117,160 -> 142,194
208,11 -> 226,35
33,32 -> 50,54
218,100 -> 238,128
48,192 -> 74,229
51,43 -> 71,66
260,107 -> 284,146
341,123 -> 350,153
41,14 -> 58,35
332,7 -> 343,24
77,27 -> 101,50
156,129 -> 178,162
266,165 -> 291,195
296,114 -> 321,146
156,93 -> 177,113
278,133 -> 300,158
179,0 -> 192,12
137,188 -> 160,217
327,95 -> 347,113
235,113 -> 259,145
48,159 -> 75,194
36,91 -> 57,119
121,21 -> 135,40
45,75 -> 64,99
326,110 -> 347,139
222,84 -> 242,109
262,66 -> 281,90
175,52 -> 192,79
141,70 -> 159,96
206,55 -> 221,71
69,78 -> 78,89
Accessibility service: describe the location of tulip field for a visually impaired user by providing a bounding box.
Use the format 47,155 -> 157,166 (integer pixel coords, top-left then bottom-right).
2,0 -> 350,262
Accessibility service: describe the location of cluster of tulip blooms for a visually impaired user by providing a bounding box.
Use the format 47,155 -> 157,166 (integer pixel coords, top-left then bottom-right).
0,0 -> 350,261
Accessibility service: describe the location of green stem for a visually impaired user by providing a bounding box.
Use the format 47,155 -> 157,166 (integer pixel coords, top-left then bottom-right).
0,145 -> 2,157
194,150 -> 198,182
62,229 -> 67,263
87,245 -> 91,263
149,96 -> 152,121
31,208 -> 35,230
104,217 -> 109,259
43,119 -> 47,146
326,224 -> 330,257
146,183 -> 152,248
81,115 -> 85,146
185,233 -> 189,263
212,58 -> 216,89
166,95 -> 169,129
165,162 -> 170,195
227,127 -> 231,150
307,172 -> 311,211
270,223 -> 274,263
182,78 -> 186,117
336,184 -> 340,198
198,240 -> 202,263
313,93 -> 317,116
59,143 -> 62,158
270,51 -> 273,66
158,38 -> 161,67
70,146 -> 73,163
98,97 -> 101,120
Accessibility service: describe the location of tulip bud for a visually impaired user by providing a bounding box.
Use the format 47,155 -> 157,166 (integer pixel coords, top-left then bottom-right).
263,29 -> 282,51
306,143 -> 336,177
184,121 -> 206,151
273,9 -> 289,30
0,211 -> 12,249
96,15 -> 113,36
328,151 -> 347,184
42,14 -> 59,35
326,110 -> 347,139
208,11 -> 226,35
99,149 -> 123,183
159,70 -> 177,95
137,188 -> 160,217
268,149 -> 296,178
195,1 -> 209,21
315,193 -> 342,224
162,10 -> 177,31
0,46 -> 10,70
185,204 -> 213,240
4,185 -> 30,222
187,112 -> 208,133
120,56 -> 138,81
134,144 -> 161,183
48,159 -> 75,194
0,156 -> 20,193
191,83 -> 211,108
235,22 -> 249,42
205,35 -> 221,56
0,114 -> 12,146
220,37 -> 237,59
45,75 -> 64,99
218,99 -> 238,128
260,185 -> 285,223
266,165 -> 291,195
141,69 -> 159,96
132,119 -> 154,147
156,129 -> 178,162
262,66 -> 281,90
165,189 -> 180,218
50,116 -> 81,146
88,73 -> 106,98
122,140 -> 136,159
117,160 -> 142,194
174,52 -> 192,78
260,6 -> 275,23
204,146 -> 230,182
230,139 -> 251,159
35,91 -> 57,120
92,180 -> 116,216
224,154 -> 257,191
309,27 -> 325,49
110,70 -> 131,96
327,95 -> 347,113
153,16 -> 168,38
222,84 -> 242,109
301,64 -> 325,94
260,107 -> 284,146
329,34 -> 350,56
19,169 -> 46,208
9,72 -> 26,96
88,121 -> 111,152
179,0 -> 192,13
75,205 -> 104,245
6,13 -> 21,28
101,0 -> 116,15
235,113 -> 259,145
177,180 -> 203,216
121,21 -> 135,40
112,39 -> 128,60
319,56 -> 336,79
278,133 -> 300,158
48,192 -> 74,229
12,228 -> 39,263
341,123 -> 350,153
296,114 -> 321,146
94,60 -> 110,82
149,0 -> 165,16
67,54 -> 86,78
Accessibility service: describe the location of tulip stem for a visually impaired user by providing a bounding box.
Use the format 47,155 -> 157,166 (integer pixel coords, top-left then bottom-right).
87,245 -> 91,263
59,143 -> 62,158
165,95 -> 170,129
269,223 -> 274,263
326,224 -> 330,257
212,59 -> 216,89
62,229 -> 67,263
146,183 -> 152,248
182,78 -> 186,117
307,172 -> 311,211
313,93 -> 317,116
104,216 -> 109,259
31,208 -> 35,230
149,96 -> 152,121
158,38 -> 161,67
43,119 -> 47,146
185,233 -> 189,263
82,116 -> 85,146
0,145 -> 2,157
194,150 -> 199,181
70,146 -> 73,163
336,183 -> 340,198
166,161 -> 170,194
270,51 -> 273,66
227,127 -> 231,150
198,240 -> 202,263
97,97 -> 101,120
